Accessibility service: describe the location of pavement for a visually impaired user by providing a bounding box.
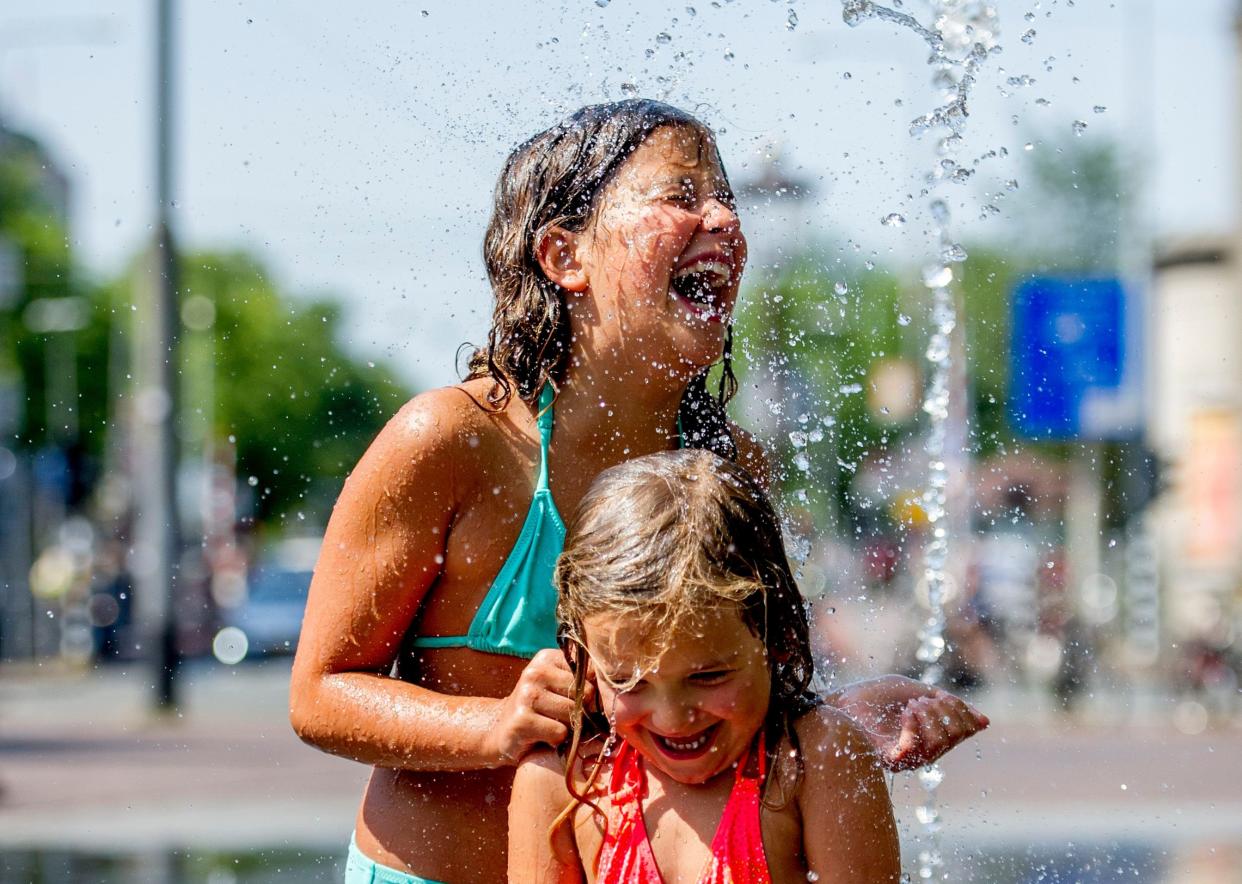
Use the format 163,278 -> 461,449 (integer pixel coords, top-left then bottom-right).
2,658 -> 1241,871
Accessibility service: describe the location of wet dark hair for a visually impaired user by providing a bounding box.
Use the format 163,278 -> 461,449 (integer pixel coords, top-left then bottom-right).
470,98 -> 737,459
552,449 -> 820,839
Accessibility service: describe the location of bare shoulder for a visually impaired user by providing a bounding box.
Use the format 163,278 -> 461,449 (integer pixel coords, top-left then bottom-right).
510,749 -> 586,883
788,705 -> 901,882
346,381 -> 503,491
514,747 -> 571,795
791,705 -> 887,785
728,421 -> 773,490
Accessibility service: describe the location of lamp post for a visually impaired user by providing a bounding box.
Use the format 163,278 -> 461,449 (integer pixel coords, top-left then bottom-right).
131,0 -> 182,711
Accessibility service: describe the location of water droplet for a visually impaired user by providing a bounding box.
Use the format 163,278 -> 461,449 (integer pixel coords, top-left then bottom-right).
786,9 -> 798,30
1072,119 -> 1087,136
1093,104 -> 1107,114
656,32 -> 672,44
595,0 -> 610,6
789,430 -> 809,449
1005,179 -> 1019,191
1021,28 -> 1036,44
842,71 -> 852,80
937,134 -> 962,156
621,82 -> 638,96
247,476 -> 259,487
833,281 -> 849,296
941,243 -> 968,263
881,212 -> 906,227
842,0 -> 875,27
929,199 -> 950,225
922,264 -> 953,288
685,5 -> 696,15
897,313 -> 912,327
723,48 -> 735,61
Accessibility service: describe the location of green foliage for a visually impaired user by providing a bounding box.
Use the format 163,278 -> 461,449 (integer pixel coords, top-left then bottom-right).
733,255 -> 914,526
733,246 -> 1018,531
1012,132 -> 1130,272
0,133 -> 78,443
173,251 -> 411,525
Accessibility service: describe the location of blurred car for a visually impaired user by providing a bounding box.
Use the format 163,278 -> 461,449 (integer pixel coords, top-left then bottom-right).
221,538 -> 320,659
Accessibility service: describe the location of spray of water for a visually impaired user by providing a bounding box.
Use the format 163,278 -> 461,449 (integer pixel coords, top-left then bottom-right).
842,2 -> 1000,880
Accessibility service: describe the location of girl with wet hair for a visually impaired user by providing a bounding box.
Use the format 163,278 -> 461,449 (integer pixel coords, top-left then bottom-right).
510,449 -> 908,883
290,98 -> 986,884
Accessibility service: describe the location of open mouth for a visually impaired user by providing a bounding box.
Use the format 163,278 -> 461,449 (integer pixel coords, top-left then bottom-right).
649,723 -> 720,761
669,258 -> 733,322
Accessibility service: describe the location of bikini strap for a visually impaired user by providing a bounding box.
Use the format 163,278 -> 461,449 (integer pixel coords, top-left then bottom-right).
735,732 -> 767,784
535,384 -> 555,490
609,740 -> 644,808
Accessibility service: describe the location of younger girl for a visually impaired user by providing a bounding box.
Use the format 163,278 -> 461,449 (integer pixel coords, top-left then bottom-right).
509,449 -> 938,883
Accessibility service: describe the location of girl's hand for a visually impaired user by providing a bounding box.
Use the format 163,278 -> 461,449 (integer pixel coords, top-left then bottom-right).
830,675 -> 989,771
486,649 -> 584,766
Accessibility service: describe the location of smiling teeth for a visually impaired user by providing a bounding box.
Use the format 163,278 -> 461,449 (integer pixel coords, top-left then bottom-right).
673,259 -> 732,287
662,733 -> 709,752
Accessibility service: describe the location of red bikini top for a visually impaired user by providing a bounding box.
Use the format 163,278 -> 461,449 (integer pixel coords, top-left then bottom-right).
595,736 -> 771,884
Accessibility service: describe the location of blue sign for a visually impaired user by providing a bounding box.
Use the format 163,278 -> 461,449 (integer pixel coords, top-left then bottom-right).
1009,276 -> 1140,440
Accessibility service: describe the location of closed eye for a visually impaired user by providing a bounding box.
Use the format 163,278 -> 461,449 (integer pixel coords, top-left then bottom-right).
689,669 -> 733,685
607,675 -> 647,694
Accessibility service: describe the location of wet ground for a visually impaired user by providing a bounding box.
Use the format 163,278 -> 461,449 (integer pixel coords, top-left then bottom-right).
2,659 -> 1240,882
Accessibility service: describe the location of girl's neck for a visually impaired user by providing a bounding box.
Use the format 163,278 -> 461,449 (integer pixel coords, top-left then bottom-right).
554,355 -> 688,457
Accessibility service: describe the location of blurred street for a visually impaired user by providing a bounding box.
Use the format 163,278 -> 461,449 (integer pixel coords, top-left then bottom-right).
3,659 -> 1241,862
0,660 -> 365,854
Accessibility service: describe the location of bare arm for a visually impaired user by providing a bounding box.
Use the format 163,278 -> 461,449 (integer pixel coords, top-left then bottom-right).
508,750 -> 585,884
798,707 -> 902,883
289,389 -> 571,771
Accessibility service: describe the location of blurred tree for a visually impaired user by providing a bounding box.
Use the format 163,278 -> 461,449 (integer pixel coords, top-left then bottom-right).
733,246 -> 1018,532
1010,132 -> 1130,273
142,250 -> 411,526
0,125 -> 96,450
732,255 -> 911,529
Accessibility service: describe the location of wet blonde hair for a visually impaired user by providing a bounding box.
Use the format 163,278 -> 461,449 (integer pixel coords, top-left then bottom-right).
553,450 -> 819,835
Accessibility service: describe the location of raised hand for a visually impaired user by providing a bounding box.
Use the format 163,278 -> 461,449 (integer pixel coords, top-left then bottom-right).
830,675 -> 989,772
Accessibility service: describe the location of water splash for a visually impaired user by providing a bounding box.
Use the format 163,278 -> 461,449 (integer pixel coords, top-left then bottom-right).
842,2 -> 1000,880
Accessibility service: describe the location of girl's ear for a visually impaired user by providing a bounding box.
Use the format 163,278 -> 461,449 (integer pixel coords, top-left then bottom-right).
536,226 -> 589,293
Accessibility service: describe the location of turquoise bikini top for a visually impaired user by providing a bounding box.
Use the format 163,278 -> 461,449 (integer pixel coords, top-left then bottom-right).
411,385 -> 566,659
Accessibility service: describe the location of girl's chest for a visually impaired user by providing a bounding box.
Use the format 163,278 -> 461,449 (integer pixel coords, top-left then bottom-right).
576,781 -> 807,884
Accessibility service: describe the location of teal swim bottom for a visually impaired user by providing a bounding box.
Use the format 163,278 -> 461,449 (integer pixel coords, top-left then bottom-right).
345,835 -> 447,884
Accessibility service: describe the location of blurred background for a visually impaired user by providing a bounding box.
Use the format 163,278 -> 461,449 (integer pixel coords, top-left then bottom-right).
1,0 -> 1240,881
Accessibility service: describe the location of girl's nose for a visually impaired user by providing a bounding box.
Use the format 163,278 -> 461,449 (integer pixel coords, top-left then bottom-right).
650,699 -> 700,735
700,198 -> 740,235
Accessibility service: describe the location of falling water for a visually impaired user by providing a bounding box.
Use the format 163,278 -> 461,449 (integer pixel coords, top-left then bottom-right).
841,2 -> 1000,880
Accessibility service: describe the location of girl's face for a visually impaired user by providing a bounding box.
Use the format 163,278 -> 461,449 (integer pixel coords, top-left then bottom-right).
573,125 -> 747,378
585,602 -> 770,786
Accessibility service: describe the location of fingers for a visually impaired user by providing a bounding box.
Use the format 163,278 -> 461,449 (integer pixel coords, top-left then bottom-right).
529,689 -> 577,725
883,707 -> 922,771
883,693 -> 990,771
523,649 -> 577,698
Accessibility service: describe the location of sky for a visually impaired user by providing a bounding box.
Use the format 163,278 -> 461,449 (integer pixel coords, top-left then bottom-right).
0,0 -> 1236,389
